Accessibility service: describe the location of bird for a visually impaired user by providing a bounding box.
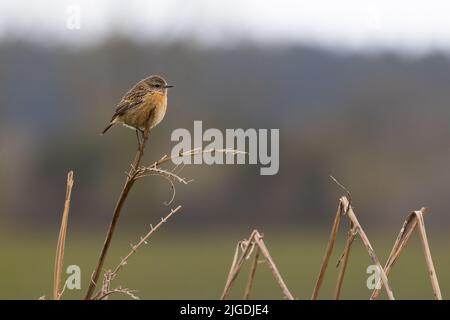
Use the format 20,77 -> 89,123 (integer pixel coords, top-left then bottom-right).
101,75 -> 173,142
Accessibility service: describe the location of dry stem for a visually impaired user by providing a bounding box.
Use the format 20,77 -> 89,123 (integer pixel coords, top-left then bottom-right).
370,209 -> 424,299
415,210 -> 442,299
85,118 -> 153,299
312,195 -> 395,300
311,202 -> 343,299
334,223 -> 357,299
340,196 -> 395,300
53,171 -> 74,300
221,230 -> 258,300
97,286 -> 140,300
90,205 -> 182,300
221,230 -> 294,300
111,206 -> 182,277
253,232 -> 294,300
243,247 -> 260,300
86,133 -> 240,299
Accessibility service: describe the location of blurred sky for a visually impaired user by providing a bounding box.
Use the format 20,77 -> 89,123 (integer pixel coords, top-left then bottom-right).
1,0 -> 450,54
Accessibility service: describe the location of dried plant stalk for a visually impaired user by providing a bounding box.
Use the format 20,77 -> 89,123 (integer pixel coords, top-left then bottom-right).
85,120 -> 153,299
370,209 -> 424,299
86,129 -> 241,299
253,232 -> 294,300
221,230 -> 294,300
222,243 -> 242,297
334,224 -> 357,300
97,287 -> 140,300
221,230 -> 258,300
110,206 -> 182,277
243,247 -> 260,300
415,210 -> 442,300
90,206 -> 182,300
53,171 -> 74,300
99,270 -> 113,300
340,196 -> 395,300
311,202 -> 343,299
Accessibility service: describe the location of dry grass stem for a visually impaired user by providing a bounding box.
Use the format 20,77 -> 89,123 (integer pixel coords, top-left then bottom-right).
340,196 -> 395,300
334,224 -> 357,299
85,119 -> 153,299
53,170 -> 74,300
253,232 -> 294,300
370,207 -> 442,300
221,230 -> 294,300
311,202 -> 343,299
243,247 -> 260,300
312,191 -> 395,300
370,209 -> 425,299
221,230 -> 258,300
415,210 -> 442,300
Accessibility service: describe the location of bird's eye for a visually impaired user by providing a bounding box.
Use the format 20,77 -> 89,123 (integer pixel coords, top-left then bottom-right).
154,84 -> 161,88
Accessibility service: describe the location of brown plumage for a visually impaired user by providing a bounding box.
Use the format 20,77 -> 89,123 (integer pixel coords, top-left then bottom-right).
101,75 -> 173,135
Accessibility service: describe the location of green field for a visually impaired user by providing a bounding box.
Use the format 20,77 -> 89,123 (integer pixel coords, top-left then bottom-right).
0,228 -> 448,300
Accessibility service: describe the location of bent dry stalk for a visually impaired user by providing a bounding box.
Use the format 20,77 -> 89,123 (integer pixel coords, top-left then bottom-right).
221,230 -> 294,300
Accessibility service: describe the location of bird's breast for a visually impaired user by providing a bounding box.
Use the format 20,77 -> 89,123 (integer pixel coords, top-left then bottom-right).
118,92 -> 167,131
151,94 -> 167,128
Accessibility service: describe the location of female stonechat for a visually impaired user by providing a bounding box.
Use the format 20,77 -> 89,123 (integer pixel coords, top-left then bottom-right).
101,75 -> 173,137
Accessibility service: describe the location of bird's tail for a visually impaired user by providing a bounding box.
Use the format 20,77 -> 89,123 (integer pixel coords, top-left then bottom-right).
101,123 -> 114,135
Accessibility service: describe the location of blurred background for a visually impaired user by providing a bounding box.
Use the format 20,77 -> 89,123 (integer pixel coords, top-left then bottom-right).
1,0 -> 450,299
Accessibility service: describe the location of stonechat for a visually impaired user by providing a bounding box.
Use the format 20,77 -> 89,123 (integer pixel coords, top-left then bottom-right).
101,75 -> 173,136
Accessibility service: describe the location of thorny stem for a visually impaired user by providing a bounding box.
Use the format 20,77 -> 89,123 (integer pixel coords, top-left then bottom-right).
85,117 -> 152,300
111,206 -> 181,277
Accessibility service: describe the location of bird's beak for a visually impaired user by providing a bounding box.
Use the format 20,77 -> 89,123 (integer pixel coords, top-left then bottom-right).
165,85 -> 174,88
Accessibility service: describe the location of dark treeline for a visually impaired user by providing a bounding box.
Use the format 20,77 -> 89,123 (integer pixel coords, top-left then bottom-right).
1,38 -> 450,230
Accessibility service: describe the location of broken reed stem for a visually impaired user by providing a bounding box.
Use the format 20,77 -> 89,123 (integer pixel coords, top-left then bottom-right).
243,247 -> 260,300
311,202 -> 342,299
334,224 -> 357,300
415,210 -> 442,300
221,230 -> 258,300
340,196 -> 395,300
53,170 -> 74,300
85,119 -> 152,300
221,230 -> 294,300
222,243 -> 241,298
253,233 -> 294,300
370,210 -> 424,299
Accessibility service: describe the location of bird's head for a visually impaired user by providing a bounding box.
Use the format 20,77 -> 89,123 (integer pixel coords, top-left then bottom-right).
144,75 -> 174,93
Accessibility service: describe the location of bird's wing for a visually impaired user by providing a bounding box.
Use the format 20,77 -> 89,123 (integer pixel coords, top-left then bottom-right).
110,81 -> 148,121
